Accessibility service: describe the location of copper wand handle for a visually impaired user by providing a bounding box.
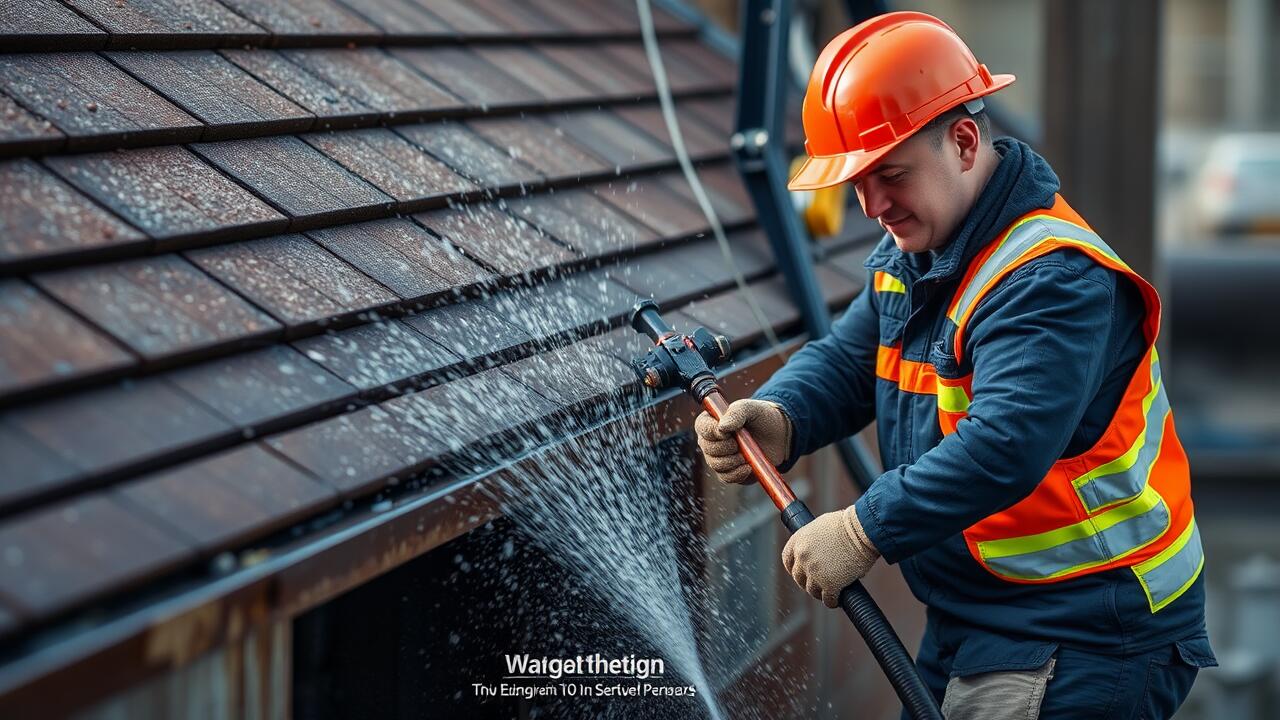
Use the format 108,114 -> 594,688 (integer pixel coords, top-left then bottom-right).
702,390 -> 797,510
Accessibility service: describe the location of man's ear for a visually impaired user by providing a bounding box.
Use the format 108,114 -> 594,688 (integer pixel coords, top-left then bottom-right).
951,117 -> 981,172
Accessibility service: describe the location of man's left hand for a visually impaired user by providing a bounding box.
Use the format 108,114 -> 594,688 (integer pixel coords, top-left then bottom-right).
781,506 -> 880,608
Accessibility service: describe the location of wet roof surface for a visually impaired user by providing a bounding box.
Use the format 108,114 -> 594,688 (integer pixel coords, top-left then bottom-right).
0,0 -> 858,643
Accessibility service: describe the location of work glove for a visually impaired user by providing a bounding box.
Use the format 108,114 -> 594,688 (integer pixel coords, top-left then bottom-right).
782,506 -> 880,608
694,399 -> 792,485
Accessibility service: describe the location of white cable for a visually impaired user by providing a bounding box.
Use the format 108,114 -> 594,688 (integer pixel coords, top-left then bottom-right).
635,0 -> 783,352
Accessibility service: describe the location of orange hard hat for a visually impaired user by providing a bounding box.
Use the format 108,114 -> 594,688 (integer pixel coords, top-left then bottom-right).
787,11 -> 1015,191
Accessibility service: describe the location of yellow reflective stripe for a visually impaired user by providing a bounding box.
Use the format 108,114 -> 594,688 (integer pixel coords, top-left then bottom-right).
947,216 -> 1127,325
873,271 -> 906,294
936,383 -> 970,413
1133,518 -> 1204,612
1070,361 -> 1164,511
978,484 -> 1164,560
945,215 -> 1041,323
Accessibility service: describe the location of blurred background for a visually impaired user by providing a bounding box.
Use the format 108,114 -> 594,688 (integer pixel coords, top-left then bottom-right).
693,0 -> 1280,717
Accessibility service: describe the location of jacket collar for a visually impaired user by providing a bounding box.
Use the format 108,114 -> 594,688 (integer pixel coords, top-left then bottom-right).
863,138 -> 1060,285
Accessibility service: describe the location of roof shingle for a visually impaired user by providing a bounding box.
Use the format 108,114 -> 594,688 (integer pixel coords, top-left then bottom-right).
0,0 -> 108,52
0,159 -> 146,266
302,127 -> 476,210
0,494 -> 195,620
306,217 -> 492,303
43,145 -> 287,248
64,0 -> 268,50
186,233 -> 397,330
293,318 -> 460,392
34,254 -> 281,361
414,203 -> 577,278
116,442 -> 338,555
216,0 -> 381,43
165,344 -> 355,431
281,48 -> 462,117
394,121 -> 541,189
0,92 -> 65,157
190,135 -> 392,229
0,280 -> 133,401
106,50 -> 313,141
218,49 -> 377,129
0,53 -> 203,150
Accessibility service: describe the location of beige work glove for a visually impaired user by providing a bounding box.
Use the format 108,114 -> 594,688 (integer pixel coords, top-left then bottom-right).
782,506 -> 880,608
694,399 -> 792,485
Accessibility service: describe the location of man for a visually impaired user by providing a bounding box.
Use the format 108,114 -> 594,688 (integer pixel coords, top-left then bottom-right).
695,12 -> 1215,719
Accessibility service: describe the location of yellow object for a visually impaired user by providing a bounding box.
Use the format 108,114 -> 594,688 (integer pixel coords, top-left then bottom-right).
790,156 -> 847,238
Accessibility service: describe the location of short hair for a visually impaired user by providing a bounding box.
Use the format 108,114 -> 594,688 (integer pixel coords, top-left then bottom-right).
921,105 -> 992,151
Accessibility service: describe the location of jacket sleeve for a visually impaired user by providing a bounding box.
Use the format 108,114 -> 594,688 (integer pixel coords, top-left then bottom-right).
752,281 -> 880,471
854,256 -> 1126,563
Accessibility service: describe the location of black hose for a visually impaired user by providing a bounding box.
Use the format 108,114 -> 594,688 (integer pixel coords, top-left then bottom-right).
781,500 -> 943,720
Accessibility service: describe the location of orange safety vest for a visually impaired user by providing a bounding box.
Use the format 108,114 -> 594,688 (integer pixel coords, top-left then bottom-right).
875,195 -> 1203,613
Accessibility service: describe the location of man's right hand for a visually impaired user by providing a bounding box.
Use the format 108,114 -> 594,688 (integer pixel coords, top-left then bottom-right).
694,399 -> 792,484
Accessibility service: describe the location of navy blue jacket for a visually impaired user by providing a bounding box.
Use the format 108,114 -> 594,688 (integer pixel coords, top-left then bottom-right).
755,139 -> 1208,655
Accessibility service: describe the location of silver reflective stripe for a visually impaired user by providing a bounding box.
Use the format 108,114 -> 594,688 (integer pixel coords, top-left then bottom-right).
1134,519 -> 1204,612
1073,355 -> 1169,513
951,216 -> 1124,326
982,489 -> 1171,581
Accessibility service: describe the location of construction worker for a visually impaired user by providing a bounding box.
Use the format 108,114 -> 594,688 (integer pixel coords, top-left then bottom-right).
696,12 -> 1215,719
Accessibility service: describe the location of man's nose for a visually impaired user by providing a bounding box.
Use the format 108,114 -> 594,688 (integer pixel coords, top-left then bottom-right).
857,180 -> 891,219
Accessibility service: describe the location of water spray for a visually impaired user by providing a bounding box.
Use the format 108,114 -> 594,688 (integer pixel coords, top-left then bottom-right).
629,300 -> 944,720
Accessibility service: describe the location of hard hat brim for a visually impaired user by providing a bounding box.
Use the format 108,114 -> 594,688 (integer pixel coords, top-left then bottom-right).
786,145 -> 896,192
787,73 -> 1017,192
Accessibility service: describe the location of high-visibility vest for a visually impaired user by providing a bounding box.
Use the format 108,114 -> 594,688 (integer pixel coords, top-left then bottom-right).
875,195 -> 1203,613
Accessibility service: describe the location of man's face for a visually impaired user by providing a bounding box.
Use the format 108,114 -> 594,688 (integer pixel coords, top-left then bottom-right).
850,120 -> 979,254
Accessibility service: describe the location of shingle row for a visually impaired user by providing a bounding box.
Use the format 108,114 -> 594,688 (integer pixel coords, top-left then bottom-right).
0,0 -> 697,52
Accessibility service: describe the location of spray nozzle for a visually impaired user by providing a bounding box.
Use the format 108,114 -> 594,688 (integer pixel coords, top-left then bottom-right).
628,301 -> 731,395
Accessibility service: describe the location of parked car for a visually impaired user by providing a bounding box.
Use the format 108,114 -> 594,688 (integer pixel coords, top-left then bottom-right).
1193,133 -> 1280,237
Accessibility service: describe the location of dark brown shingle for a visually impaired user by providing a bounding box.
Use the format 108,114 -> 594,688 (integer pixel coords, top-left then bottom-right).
35,254 -> 281,361
508,189 -> 660,259
191,136 -> 392,229
307,218 -> 492,302
281,48 -> 462,116
219,49 -> 377,128
293,319 -> 460,392
549,109 -> 672,168
4,377 -> 236,507
0,494 -> 195,619
536,43 -> 655,98
216,0 -> 381,43
0,0 -> 107,52
414,203 -> 577,278
266,404 -> 435,498
402,301 -> 535,366
395,121 -> 541,189
0,159 -> 146,265
116,442 -> 338,554
64,0 -> 268,49
339,0 -> 452,38
592,177 -> 709,240
44,146 -> 287,248
302,128 -> 476,210
0,280 -> 133,400
187,234 -> 397,330
388,46 -> 542,109
467,116 -> 613,180
0,92 -> 65,157
0,53 -> 202,150
106,51 -> 313,141
166,345 -> 355,431
473,46 -> 601,102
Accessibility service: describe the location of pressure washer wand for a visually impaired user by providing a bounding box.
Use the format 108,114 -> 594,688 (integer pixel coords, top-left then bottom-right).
629,300 -> 942,720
